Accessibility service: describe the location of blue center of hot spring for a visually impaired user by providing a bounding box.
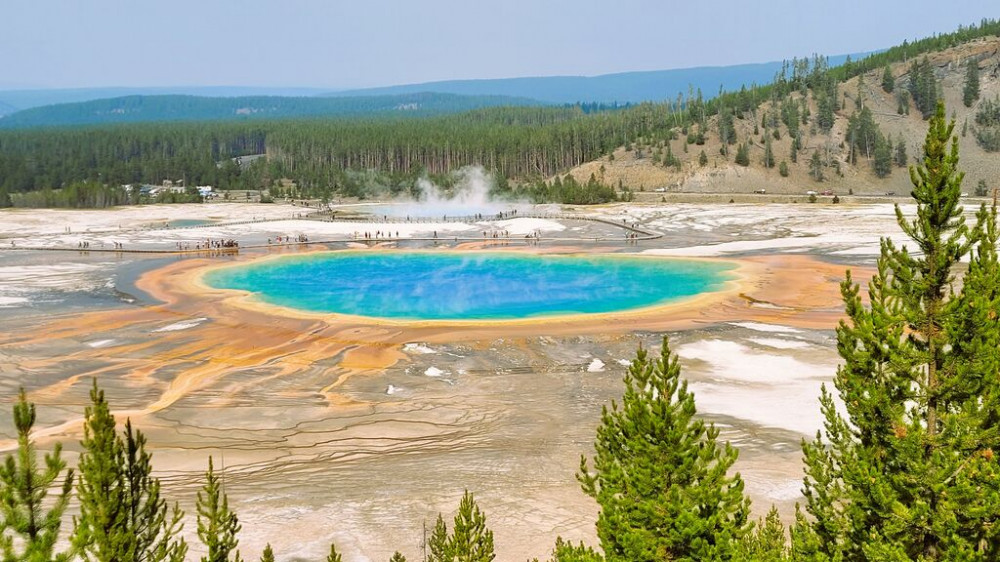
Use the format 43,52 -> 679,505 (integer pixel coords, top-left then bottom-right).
204,252 -> 735,320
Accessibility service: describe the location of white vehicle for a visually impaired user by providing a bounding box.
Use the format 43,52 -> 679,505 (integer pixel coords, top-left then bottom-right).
806,190 -> 818,196
654,187 -> 667,193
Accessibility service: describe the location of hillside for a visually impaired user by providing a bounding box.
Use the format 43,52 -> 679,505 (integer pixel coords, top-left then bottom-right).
0,92 -> 544,128
563,37 -> 1000,197
0,86 -> 331,116
325,55 -> 856,105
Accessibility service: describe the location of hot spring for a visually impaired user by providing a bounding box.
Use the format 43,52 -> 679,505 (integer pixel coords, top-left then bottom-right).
204,252 -> 736,321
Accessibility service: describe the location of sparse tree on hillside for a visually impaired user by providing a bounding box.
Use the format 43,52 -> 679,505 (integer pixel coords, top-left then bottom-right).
763,136 -> 775,168
0,389 -> 74,562
809,150 -> 824,182
735,142 -> 750,166
698,150 -> 708,166
894,134 -> 908,167
578,337 -> 750,561
873,133 -> 893,178
779,160 -> 789,177
882,65 -> 895,93
793,101 -> 1000,560
259,544 -> 274,562
964,57 -> 981,107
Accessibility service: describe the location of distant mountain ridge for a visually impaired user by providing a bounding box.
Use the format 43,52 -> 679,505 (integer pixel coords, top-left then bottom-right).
0,87 -> 332,115
0,92 -> 544,129
324,55 -> 861,104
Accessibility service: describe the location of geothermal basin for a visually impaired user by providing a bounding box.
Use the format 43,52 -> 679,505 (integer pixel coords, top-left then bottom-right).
203,252 -> 736,321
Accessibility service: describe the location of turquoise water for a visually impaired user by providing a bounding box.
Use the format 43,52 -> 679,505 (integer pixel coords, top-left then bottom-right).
205,252 -> 735,320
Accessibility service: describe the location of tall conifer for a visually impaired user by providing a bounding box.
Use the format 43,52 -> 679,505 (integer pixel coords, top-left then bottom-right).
578,337 -> 750,561
197,457 -> 242,562
0,389 -> 74,562
74,381 -> 187,562
793,101 -> 1000,560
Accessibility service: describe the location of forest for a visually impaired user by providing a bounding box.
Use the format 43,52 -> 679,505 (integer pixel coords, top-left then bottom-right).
0,19 -> 997,208
4,104 -> 1000,561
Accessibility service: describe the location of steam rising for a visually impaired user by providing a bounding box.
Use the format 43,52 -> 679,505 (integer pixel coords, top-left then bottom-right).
398,166 -> 524,217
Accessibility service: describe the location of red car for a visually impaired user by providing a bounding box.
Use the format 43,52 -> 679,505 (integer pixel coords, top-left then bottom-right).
821,190 -> 834,196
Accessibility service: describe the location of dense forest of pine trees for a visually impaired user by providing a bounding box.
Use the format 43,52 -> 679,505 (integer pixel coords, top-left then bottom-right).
0,19 -> 997,208
3,102 -> 1000,560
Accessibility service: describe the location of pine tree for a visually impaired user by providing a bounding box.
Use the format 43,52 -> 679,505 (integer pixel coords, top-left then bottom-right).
0,188 -> 11,208
882,65 -> 895,93
543,537 -> 603,562
74,381 -> 187,562
763,136 -> 775,168
325,543 -> 343,562
735,142 -> 750,166
964,58 -> 981,108
448,491 -> 495,562
808,150 -> 824,182
0,389 -> 74,562
894,135 -> 908,167
389,552 -> 406,562
698,150 -> 708,166
792,101 -> 1000,560
779,161 -> 789,178
427,513 -> 451,562
578,337 -> 750,561
738,506 -> 789,561
873,133 -> 892,178
197,457 -> 242,562
73,379 -> 126,562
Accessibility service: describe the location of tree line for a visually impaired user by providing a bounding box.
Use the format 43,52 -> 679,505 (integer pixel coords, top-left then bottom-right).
0,19 -> 996,208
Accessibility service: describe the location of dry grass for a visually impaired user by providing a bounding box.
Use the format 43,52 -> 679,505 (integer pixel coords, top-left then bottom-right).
564,37 -> 1000,197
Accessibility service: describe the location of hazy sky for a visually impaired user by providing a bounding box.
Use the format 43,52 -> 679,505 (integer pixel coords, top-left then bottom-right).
3,0 -> 996,90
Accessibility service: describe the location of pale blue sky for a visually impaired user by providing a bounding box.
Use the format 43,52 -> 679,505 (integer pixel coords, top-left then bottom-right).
3,0 -> 996,90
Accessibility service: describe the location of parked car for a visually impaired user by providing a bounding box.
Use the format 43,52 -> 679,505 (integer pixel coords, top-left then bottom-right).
806,190 -> 818,196
654,187 -> 667,193
821,190 -> 834,196
753,188 -> 766,194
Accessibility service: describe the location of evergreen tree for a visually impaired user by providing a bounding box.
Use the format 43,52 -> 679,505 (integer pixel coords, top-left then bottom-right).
578,337 -> 750,561
808,150 -> 824,182
738,506 -> 789,561
894,135 -> 908,167
389,552 -> 406,562
73,380 -> 126,562
325,543 -> 343,562
763,136 -> 775,168
0,389 -> 74,562
873,133 -> 892,178
74,381 -> 187,562
543,537 -> 603,562
698,150 -> 708,166
882,65 -> 895,93
259,544 -> 274,562
779,161 -> 789,177
197,457 -> 242,562
0,188 -> 11,208
448,491 -> 495,562
735,142 -> 750,166
427,513 -> 452,562
964,58 -> 981,108
792,101 -> 1000,560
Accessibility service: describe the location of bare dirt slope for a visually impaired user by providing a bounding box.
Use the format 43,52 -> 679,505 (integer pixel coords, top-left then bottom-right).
565,37 -> 1000,197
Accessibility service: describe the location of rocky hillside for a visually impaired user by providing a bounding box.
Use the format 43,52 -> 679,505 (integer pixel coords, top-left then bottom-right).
566,37 -> 1000,198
